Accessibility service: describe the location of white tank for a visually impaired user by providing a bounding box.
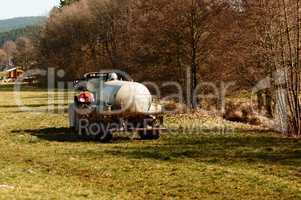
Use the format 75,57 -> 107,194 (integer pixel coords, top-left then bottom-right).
88,80 -> 152,113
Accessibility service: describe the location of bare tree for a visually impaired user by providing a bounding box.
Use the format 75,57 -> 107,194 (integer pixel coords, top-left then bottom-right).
14,37 -> 35,69
2,41 -> 17,66
0,49 -> 8,66
242,0 -> 301,136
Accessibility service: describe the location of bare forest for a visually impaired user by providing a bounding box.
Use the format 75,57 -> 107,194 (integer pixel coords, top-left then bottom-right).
1,0 -> 301,137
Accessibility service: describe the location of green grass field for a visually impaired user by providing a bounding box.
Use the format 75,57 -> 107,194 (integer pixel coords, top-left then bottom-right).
0,87 -> 301,199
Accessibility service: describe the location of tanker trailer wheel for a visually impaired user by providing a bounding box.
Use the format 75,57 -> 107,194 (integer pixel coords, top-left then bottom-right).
138,118 -> 161,140
138,129 -> 160,140
87,122 -> 113,142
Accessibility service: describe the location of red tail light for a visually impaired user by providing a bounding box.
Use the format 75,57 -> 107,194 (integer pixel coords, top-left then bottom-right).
77,92 -> 95,104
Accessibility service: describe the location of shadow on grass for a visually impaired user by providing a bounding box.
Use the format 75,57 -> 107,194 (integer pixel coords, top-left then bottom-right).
12,127 -> 132,143
12,128 -> 80,142
104,134 -> 301,166
11,127 -> 301,166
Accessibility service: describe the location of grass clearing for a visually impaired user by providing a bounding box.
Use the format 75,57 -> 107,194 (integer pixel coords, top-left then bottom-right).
0,86 -> 300,199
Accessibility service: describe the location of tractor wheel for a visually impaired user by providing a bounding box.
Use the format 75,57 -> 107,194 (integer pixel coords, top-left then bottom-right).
74,119 -> 113,142
98,128 -> 113,142
88,122 -> 113,142
74,116 -> 90,140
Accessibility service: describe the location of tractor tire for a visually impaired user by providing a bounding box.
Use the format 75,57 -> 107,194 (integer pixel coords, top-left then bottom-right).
73,117 -> 113,142
99,129 -> 113,142
86,122 -> 113,142
138,117 -> 161,140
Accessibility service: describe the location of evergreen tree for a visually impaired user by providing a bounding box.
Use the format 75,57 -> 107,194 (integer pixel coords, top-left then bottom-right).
59,0 -> 79,7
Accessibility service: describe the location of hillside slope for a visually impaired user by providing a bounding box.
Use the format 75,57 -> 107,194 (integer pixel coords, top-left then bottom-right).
0,26 -> 41,46
0,16 -> 46,33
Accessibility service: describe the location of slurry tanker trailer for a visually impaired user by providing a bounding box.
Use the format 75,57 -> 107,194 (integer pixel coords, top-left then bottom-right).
69,71 -> 164,142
